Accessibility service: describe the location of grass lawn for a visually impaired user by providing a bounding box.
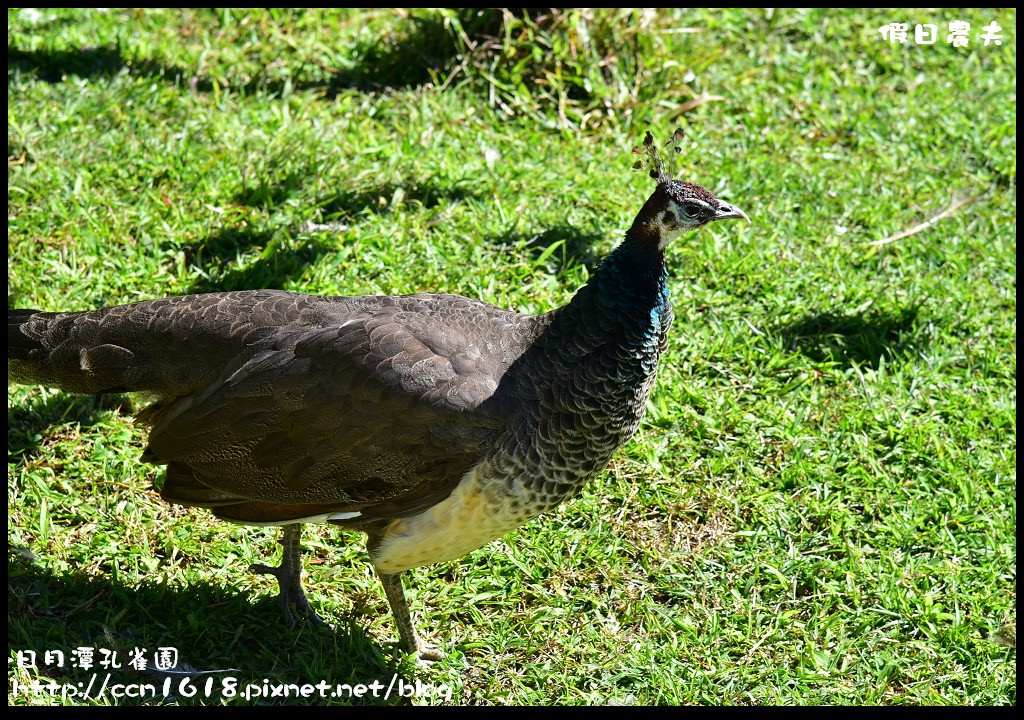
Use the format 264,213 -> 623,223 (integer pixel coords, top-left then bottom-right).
7,8 -> 1016,705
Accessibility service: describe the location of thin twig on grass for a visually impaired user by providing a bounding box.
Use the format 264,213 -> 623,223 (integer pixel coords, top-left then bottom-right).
868,194 -> 982,247
672,95 -> 725,117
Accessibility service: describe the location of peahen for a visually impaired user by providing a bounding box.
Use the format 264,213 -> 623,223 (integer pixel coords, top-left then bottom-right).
8,170 -> 748,660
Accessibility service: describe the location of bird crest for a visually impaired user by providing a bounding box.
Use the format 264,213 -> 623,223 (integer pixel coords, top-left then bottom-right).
632,128 -> 685,185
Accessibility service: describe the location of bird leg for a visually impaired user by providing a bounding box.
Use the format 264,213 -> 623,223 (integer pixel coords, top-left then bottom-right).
249,523 -> 328,628
377,571 -> 443,662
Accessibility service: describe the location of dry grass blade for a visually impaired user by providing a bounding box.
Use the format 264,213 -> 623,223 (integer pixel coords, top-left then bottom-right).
867,194 -> 982,247
672,95 -> 725,117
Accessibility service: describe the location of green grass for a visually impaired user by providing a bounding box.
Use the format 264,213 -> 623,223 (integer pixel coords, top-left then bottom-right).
7,8 -> 1016,705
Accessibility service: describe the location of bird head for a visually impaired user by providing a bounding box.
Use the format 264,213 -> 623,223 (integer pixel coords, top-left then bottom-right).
628,130 -> 749,251
633,180 -> 750,251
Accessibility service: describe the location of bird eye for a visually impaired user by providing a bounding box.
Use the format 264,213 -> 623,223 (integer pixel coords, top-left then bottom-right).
682,204 -> 700,218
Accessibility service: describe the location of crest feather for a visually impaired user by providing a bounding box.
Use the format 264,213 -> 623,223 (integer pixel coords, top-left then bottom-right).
631,128 -> 686,185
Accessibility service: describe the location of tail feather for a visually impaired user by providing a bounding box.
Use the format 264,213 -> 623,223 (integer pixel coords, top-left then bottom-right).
7,291 -> 304,397
8,308 -> 141,394
8,309 -> 43,360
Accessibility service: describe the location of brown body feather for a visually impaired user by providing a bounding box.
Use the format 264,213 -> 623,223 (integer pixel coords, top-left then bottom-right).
10,289 -> 546,523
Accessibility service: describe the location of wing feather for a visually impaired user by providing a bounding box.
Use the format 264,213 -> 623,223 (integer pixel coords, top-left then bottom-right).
151,293 -> 538,522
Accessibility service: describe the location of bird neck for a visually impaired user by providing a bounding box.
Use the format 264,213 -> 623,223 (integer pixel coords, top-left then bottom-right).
584,191 -> 679,305
555,227 -> 671,356
584,242 -> 669,316
510,222 -> 673,510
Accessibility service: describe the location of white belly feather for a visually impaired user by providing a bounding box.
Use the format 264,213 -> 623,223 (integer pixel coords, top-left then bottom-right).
369,466 -> 523,575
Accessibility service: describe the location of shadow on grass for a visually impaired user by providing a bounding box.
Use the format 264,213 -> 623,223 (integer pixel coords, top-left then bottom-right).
7,43 -> 272,95
9,9 -> 556,97
181,227 -> 332,295
6,43 -> 221,92
7,39 -> 447,96
490,224 -> 606,272
234,171 -> 310,210
7,42 -> 242,92
320,10 -> 519,92
8,45 -> 125,83
316,181 -> 478,219
8,552 -> 406,704
7,393 -> 135,460
8,10 -> 514,95
774,306 -> 923,369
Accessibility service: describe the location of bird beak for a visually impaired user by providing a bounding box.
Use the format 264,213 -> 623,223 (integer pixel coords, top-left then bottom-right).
714,202 -> 750,224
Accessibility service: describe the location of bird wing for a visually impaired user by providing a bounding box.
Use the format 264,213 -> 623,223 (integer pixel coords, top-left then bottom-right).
144,293 -> 531,524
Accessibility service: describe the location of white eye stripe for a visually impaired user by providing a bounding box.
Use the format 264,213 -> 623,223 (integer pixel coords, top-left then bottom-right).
675,198 -> 713,222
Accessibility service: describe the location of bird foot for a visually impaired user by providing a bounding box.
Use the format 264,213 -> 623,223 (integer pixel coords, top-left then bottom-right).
388,638 -> 443,665
415,643 -> 444,664
249,561 -> 330,629
250,524 -> 331,630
